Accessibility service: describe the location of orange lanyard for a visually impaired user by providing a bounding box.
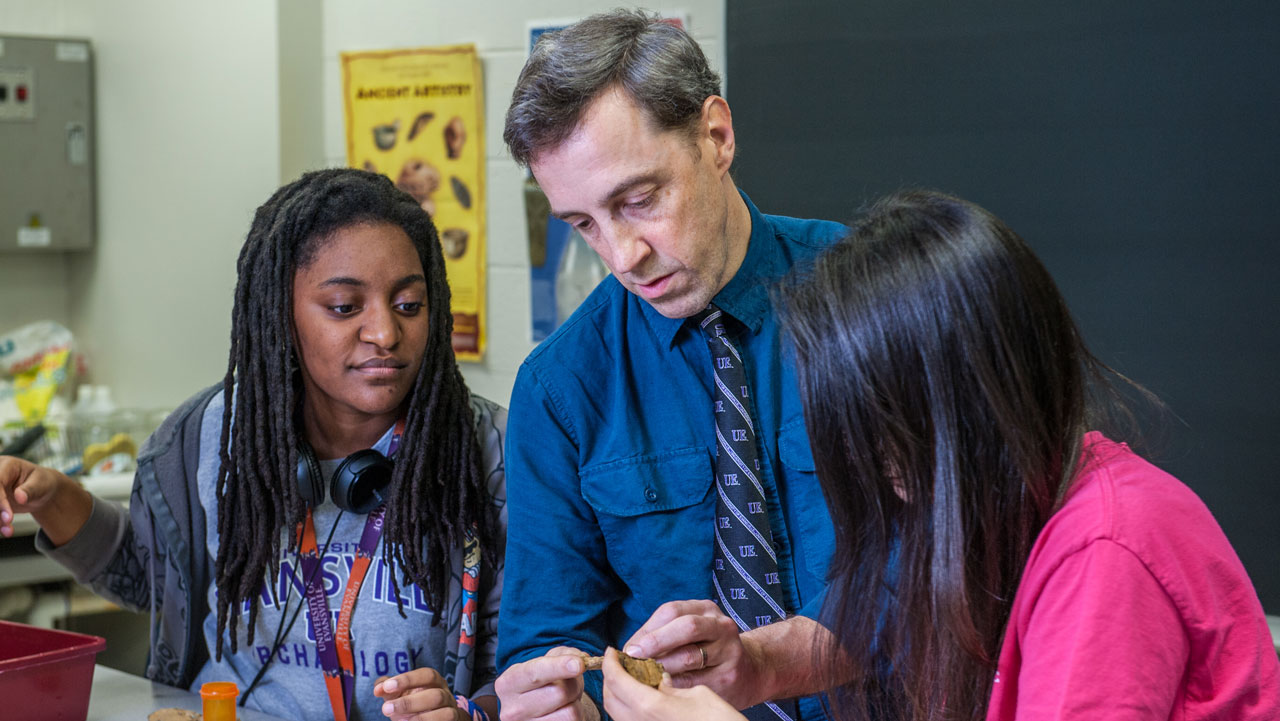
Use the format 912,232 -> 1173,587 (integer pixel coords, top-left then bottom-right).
298,505 -> 385,721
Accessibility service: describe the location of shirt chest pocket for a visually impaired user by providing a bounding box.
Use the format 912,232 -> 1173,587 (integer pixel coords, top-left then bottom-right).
777,417 -> 816,473
580,448 -> 714,601
777,416 -> 835,585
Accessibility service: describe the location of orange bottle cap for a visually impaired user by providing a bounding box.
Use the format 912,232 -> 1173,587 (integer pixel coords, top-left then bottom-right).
200,681 -> 239,699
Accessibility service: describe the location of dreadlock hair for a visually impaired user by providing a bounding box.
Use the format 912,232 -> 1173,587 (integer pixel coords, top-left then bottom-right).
213,167 -> 495,655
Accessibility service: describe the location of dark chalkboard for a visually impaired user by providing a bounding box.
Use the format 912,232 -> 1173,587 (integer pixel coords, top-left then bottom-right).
727,1 -> 1280,612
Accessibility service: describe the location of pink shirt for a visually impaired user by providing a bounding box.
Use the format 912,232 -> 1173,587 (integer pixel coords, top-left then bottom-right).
987,432 -> 1280,720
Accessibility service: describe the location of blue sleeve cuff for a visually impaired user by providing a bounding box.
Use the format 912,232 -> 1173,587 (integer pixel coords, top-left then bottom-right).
796,581 -> 829,621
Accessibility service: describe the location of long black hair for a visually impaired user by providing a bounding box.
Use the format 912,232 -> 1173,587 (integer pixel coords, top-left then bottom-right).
213,168 -> 495,653
777,190 -> 1143,721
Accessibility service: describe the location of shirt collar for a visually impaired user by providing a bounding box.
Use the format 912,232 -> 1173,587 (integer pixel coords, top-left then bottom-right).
644,190 -> 778,348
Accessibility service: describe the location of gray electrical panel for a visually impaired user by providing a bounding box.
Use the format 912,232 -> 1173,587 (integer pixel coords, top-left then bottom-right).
0,35 -> 94,252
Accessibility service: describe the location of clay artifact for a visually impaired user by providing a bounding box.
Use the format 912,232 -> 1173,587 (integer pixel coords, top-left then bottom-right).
581,651 -> 665,687
372,119 -> 400,150
440,227 -> 469,259
445,115 -> 466,158
408,111 -> 435,141
450,176 -> 472,209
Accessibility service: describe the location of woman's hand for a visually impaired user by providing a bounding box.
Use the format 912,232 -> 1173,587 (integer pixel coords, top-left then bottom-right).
375,667 -> 480,721
602,647 -> 745,721
0,456 -> 91,544
494,645 -> 599,721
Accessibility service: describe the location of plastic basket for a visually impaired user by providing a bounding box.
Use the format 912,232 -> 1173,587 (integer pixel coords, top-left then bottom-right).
0,620 -> 106,721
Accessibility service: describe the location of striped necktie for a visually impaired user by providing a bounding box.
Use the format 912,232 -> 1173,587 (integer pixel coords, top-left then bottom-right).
693,304 -> 797,721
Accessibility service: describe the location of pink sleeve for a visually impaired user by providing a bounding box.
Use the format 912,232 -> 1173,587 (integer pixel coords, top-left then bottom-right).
1010,539 -> 1190,720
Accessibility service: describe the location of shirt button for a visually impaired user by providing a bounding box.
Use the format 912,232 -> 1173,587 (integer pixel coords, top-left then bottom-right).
643,487 -> 658,502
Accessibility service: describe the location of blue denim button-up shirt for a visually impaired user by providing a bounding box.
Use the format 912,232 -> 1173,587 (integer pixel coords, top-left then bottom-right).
499,192 -> 846,719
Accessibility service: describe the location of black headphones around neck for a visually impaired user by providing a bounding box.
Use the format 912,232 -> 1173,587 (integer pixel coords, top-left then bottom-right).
296,442 -> 393,514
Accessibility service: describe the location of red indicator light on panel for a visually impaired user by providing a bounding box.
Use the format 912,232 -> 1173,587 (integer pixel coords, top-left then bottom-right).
16,85 -> 29,102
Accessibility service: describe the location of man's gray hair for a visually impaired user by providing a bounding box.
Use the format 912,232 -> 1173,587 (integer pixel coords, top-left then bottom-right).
503,9 -> 722,167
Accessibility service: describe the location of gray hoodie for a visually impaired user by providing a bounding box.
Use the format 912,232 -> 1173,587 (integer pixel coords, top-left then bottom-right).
38,383 -> 506,709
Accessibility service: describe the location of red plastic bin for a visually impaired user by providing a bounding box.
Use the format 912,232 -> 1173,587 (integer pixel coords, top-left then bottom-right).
0,620 -> 106,721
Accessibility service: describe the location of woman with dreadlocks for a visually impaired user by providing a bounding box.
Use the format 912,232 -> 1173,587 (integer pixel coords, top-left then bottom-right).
0,168 -> 506,721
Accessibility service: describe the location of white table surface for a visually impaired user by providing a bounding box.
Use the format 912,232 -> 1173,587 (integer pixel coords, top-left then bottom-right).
88,665 -> 288,721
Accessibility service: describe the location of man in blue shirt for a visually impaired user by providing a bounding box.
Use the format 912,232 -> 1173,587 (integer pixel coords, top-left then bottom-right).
495,10 -> 847,721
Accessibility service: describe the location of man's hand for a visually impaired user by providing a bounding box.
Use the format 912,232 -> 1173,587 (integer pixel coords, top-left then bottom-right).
0,455 -> 90,545
602,647 -> 744,721
623,600 -> 839,709
494,646 -> 601,721
620,599 -> 767,708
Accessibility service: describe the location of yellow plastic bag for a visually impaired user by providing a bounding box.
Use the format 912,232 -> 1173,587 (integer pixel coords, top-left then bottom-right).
0,321 -> 74,426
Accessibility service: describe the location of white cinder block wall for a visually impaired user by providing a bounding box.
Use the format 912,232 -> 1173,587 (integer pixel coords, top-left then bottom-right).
319,0 -> 727,407
0,0 -> 280,410
0,1 -> 724,412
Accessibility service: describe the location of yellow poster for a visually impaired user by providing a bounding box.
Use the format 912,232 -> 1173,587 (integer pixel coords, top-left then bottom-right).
341,44 -> 485,360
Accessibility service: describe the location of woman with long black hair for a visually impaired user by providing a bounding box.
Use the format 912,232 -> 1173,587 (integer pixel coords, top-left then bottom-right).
1,168 -> 505,721
600,190 -> 1278,720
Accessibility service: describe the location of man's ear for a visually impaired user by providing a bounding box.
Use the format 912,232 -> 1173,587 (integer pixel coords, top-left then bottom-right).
701,95 -> 736,174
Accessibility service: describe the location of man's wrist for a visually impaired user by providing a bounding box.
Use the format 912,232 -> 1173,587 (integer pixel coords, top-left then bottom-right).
739,616 -> 837,704
739,631 -> 780,708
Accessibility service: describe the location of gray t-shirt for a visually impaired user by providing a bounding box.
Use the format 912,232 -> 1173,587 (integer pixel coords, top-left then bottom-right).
192,394 -> 448,720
